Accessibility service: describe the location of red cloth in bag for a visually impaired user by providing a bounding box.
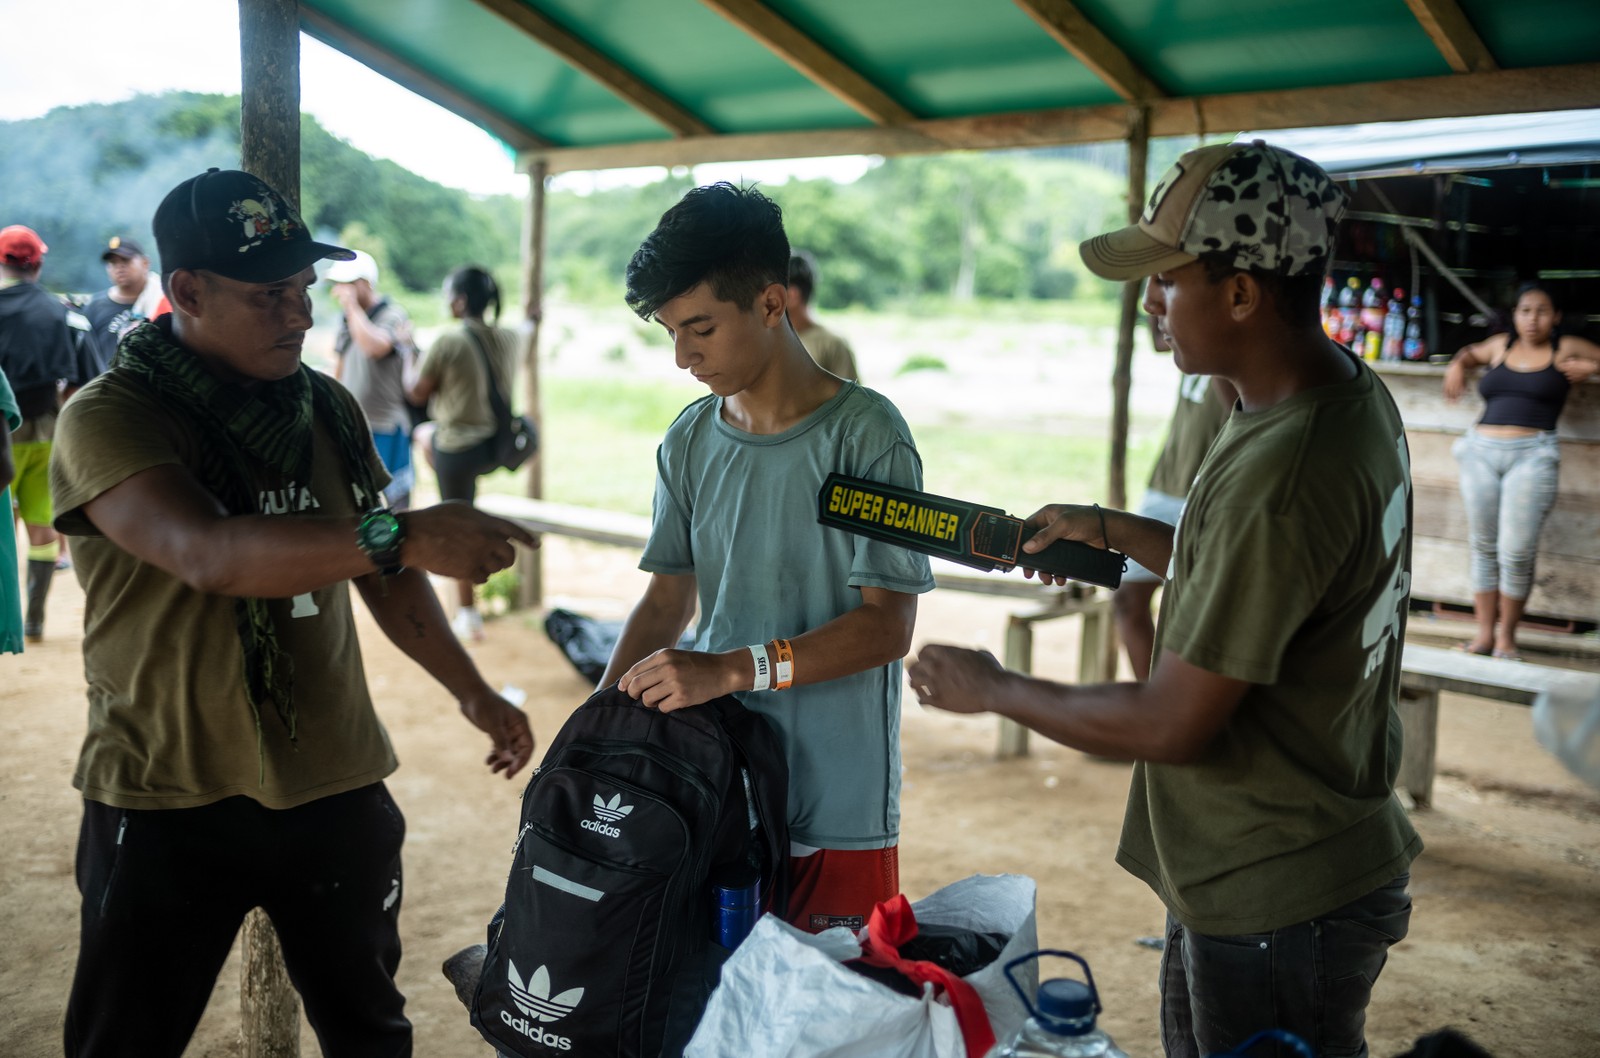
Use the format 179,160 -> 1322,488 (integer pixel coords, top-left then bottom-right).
854,894 -> 997,1058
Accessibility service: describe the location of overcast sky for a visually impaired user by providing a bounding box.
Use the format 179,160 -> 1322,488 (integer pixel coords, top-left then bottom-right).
4,0 -> 870,197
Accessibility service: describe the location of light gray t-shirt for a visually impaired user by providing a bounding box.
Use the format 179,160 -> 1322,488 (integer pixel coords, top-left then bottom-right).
641,382 -> 934,849
335,297 -> 414,434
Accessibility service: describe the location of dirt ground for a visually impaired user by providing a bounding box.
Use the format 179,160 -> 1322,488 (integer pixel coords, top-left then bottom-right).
4,536 -> 1599,1057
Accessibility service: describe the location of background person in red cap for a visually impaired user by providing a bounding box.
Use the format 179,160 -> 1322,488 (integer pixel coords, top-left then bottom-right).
910,141 -> 1420,1058
82,234 -> 164,372
48,168 -> 540,1057
0,223 -> 98,643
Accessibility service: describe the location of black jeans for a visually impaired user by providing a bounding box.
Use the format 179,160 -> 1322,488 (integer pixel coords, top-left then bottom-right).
65,784 -> 410,1058
1160,873 -> 1413,1058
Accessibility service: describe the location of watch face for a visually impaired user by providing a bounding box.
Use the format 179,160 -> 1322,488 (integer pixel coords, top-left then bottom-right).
363,512 -> 401,548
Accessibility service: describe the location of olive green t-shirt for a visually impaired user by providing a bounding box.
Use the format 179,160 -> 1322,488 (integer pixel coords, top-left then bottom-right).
796,323 -> 859,381
1117,358 -> 1422,935
417,320 -> 518,453
50,370 -> 398,810
1147,373 -> 1231,499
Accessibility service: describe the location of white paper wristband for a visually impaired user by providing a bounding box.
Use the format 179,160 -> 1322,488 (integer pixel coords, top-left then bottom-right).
748,643 -> 771,692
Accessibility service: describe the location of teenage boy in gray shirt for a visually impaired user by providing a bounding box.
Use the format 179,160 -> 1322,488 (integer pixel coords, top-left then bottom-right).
602,183 -> 933,932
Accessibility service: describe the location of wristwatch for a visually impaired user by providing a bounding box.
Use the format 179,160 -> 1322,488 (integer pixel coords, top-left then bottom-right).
356,509 -> 407,575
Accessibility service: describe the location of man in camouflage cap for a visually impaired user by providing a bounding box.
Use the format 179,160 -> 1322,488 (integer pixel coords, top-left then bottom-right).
911,140 -> 1419,1057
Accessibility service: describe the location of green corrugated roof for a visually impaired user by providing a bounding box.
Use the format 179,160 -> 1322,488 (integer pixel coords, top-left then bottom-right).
299,0 -> 1600,170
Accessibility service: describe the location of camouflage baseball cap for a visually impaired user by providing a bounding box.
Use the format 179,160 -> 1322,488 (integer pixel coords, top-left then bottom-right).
1080,140 -> 1347,281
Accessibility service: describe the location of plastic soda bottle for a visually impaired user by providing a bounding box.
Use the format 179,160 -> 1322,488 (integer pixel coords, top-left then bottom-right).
1403,295 -> 1427,360
989,950 -> 1128,1058
1361,277 -> 1387,335
1381,287 -> 1406,360
1337,278 -> 1360,346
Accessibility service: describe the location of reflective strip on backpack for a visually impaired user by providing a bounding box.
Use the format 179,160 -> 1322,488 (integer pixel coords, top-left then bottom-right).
533,865 -> 604,902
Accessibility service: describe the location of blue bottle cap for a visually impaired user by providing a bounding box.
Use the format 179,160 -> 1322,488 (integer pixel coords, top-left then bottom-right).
1036,978 -> 1096,1034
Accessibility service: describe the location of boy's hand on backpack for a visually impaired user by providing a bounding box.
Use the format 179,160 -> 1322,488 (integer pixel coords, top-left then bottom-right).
618,648 -> 739,713
459,688 -> 536,777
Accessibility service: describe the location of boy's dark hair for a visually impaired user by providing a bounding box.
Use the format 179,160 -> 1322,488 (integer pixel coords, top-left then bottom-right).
787,251 -> 817,304
447,265 -> 502,324
625,183 -> 789,321
1198,252 -> 1324,329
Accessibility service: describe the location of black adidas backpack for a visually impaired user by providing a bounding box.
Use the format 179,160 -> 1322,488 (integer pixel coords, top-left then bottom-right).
470,685 -> 789,1058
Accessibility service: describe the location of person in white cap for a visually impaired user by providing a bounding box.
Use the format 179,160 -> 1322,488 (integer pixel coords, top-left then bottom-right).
910,141 -> 1420,1058
327,249 -> 417,509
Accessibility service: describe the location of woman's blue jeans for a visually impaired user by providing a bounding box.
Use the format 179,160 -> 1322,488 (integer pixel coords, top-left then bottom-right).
1453,429 -> 1560,600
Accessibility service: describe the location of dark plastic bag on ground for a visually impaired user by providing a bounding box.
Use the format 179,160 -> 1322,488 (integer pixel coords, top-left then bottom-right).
848,923 -> 1011,997
544,608 -> 695,684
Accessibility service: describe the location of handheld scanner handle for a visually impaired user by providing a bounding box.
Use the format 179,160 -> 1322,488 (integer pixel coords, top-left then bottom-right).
1001,949 -> 1102,1021
1016,533 -> 1126,590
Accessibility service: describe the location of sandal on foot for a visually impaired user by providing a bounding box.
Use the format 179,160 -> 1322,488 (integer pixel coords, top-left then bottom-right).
1454,643 -> 1491,656
1492,649 -> 1524,661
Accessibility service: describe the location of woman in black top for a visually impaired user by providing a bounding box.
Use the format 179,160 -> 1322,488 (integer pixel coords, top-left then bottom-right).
1443,283 -> 1599,658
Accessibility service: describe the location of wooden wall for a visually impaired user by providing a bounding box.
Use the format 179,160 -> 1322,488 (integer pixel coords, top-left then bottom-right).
1373,362 -> 1599,626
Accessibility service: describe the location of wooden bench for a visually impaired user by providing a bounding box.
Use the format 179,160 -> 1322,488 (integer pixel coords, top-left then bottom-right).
1397,643 -> 1600,807
475,493 -> 1113,760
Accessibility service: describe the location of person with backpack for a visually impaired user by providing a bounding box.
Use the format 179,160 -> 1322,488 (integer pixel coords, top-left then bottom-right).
603,182 -> 934,934
406,264 -> 519,642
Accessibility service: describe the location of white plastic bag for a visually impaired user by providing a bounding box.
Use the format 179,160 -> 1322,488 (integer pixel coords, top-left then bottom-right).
1532,677 -> 1600,789
685,873 -> 1038,1058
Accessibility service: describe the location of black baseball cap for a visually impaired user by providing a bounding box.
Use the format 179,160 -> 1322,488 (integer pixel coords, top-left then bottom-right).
101,235 -> 148,262
153,168 -> 353,283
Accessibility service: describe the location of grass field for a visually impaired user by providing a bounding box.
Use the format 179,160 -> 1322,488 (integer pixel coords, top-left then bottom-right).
382,296 -> 1173,519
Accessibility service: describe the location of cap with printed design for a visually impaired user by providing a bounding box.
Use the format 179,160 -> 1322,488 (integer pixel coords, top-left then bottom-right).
1080,140 -> 1346,282
153,168 -> 353,283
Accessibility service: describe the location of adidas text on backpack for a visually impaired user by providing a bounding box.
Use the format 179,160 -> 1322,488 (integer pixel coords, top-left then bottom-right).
471,685 -> 788,1058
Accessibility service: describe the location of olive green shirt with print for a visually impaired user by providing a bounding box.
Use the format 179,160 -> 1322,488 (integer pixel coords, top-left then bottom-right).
1117,358 -> 1422,935
50,371 -> 397,811
1147,373 -> 1231,499
417,320 -> 518,453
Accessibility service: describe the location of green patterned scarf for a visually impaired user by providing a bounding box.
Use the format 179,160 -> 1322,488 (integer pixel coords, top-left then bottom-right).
115,318 -> 382,747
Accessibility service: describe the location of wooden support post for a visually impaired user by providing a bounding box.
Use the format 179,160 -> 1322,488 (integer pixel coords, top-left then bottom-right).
1077,597 -> 1112,685
998,613 -> 1035,758
241,909 -> 300,1058
237,2 -> 303,1053
1107,107 -> 1148,513
1396,687 -> 1440,809
239,0 -> 301,205
515,161 -> 549,611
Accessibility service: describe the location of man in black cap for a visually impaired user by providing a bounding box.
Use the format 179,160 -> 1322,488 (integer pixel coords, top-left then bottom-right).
50,168 -> 541,1057
82,234 -> 164,372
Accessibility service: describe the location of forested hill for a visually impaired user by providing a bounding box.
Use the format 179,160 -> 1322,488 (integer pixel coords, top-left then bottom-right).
1,90 -> 1166,308
0,92 -> 519,296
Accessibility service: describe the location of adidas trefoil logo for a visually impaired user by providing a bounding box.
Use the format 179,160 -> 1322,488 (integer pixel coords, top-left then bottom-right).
581,792 -> 634,838
501,961 -> 583,1050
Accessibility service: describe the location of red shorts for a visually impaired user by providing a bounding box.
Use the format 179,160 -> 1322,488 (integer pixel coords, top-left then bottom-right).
784,845 -> 899,933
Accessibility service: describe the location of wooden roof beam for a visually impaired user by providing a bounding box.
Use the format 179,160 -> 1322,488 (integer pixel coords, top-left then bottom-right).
300,6 -> 548,152
521,62 -> 1600,173
698,0 -> 917,125
1015,0 -> 1164,102
471,0 -> 713,137
1403,0 -> 1498,73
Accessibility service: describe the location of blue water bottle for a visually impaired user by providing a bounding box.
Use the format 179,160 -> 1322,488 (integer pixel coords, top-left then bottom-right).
989,950 -> 1128,1057
710,864 -> 761,950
